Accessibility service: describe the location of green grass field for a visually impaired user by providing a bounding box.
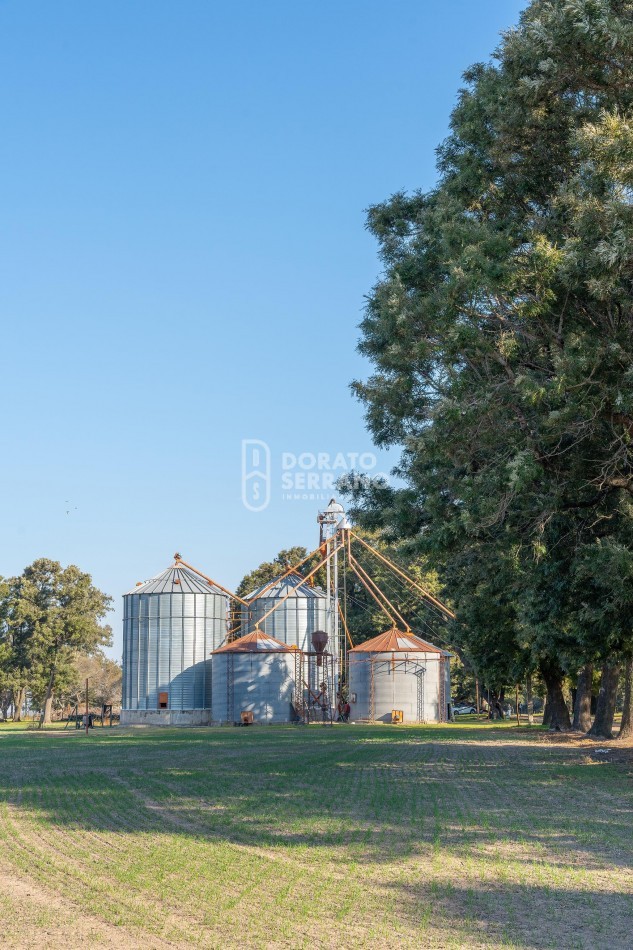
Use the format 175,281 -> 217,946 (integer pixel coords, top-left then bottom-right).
1,721 -> 631,949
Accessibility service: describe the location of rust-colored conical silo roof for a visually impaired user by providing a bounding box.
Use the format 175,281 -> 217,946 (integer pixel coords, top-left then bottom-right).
349,628 -> 444,654
212,630 -> 296,654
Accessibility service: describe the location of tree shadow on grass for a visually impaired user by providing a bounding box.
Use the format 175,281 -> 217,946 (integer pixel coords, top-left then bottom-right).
2,730 -> 632,873
383,877 -> 633,950
2,729 -> 633,946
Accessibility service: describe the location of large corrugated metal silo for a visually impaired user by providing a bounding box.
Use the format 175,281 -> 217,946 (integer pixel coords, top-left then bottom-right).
241,571 -> 328,652
348,629 -> 450,723
121,561 -> 227,725
211,630 -> 298,724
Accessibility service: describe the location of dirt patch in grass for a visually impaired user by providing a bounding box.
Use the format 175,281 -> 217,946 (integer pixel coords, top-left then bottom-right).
0,869 -> 173,949
529,728 -> 633,767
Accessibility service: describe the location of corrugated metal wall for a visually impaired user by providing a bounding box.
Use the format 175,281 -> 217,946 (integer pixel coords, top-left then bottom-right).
211,652 -> 296,723
241,595 -> 327,652
349,652 -> 443,723
122,591 -> 226,710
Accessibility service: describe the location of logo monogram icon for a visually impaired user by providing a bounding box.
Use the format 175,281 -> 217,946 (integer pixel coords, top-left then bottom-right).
241,440 -> 271,512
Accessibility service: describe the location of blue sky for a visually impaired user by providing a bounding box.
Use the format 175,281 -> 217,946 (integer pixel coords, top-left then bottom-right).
0,0 -> 525,657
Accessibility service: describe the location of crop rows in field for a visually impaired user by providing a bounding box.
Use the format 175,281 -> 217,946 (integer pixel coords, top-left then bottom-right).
1,723 -> 632,948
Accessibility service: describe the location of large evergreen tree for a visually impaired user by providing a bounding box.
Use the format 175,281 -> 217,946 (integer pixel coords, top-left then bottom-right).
349,0 -> 633,730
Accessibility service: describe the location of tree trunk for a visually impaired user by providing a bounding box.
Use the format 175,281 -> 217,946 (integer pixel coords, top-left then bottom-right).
618,657 -> 633,740
489,689 -> 505,719
526,674 -> 534,725
540,660 -> 571,731
572,665 -> 593,732
40,668 -> 56,726
588,661 -> 620,740
542,696 -> 551,728
12,687 -> 26,722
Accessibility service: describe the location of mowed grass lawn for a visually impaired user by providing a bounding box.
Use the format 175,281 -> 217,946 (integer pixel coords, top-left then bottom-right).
0,722 -> 632,949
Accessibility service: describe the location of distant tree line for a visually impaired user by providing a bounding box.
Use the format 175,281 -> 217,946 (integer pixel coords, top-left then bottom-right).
0,558 -> 119,723
343,0 -> 633,739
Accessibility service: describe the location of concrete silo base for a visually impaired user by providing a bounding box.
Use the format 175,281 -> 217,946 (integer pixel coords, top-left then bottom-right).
120,709 -> 212,726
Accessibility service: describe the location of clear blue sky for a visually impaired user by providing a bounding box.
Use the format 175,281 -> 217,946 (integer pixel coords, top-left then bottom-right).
0,0 -> 526,658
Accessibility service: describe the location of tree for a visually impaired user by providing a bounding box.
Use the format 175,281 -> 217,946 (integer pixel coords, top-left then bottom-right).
0,573 -> 33,721
588,661 -> 621,739
571,536 -> 633,736
3,560 -> 112,724
619,657 -> 633,740
69,651 -> 122,713
347,0 -> 633,720
572,665 -> 594,732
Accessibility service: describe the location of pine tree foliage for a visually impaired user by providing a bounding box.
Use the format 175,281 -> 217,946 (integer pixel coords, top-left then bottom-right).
348,0 -> 633,717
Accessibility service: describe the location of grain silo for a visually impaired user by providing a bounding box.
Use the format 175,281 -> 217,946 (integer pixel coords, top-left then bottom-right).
242,569 -> 339,700
211,630 -> 298,724
348,628 -> 451,723
121,558 -> 228,725
242,570 -> 328,652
